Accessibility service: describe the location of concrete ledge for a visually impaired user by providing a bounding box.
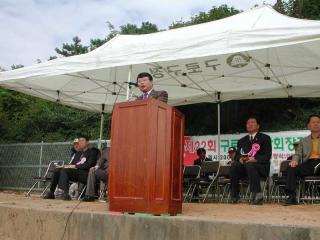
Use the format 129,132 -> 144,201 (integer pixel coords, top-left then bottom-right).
1,204 -> 320,240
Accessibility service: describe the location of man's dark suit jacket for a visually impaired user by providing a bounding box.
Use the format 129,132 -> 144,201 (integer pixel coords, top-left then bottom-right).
235,132 -> 272,165
74,148 -> 98,171
69,151 -> 82,165
137,89 -> 168,103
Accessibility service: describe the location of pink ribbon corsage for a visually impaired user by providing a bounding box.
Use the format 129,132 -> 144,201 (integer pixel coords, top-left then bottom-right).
248,143 -> 260,157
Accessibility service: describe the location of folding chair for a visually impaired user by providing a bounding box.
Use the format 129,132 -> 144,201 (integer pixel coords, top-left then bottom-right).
243,176 -> 270,203
299,177 -> 320,204
216,165 -> 231,202
262,176 -> 271,202
271,160 -> 290,203
299,164 -> 320,204
217,166 -> 266,204
77,183 -> 87,200
25,160 -> 64,197
183,165 -> 201,202
98,180 -> 108,202
188,161 -> 220,203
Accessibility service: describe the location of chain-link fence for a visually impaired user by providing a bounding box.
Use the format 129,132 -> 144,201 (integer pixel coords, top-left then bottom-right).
0,140 -> 110,192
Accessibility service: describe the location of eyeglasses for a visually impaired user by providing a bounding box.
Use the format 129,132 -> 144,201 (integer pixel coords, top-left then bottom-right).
137,78 -> 150,84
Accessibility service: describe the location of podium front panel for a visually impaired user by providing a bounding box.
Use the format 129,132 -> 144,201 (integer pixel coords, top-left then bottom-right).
151,104 -> 169,201
109,102 -> 149,211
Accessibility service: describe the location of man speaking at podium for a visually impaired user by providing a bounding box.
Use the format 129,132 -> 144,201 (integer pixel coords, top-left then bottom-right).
136,72 -> 168,103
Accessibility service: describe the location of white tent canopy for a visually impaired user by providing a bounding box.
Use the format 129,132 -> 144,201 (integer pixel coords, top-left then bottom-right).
1,6 -> 320,113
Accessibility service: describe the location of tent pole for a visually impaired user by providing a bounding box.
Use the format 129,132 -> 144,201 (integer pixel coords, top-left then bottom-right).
217,92 -> 221,162
98,104 -> 105,150
126,65 -> 132,101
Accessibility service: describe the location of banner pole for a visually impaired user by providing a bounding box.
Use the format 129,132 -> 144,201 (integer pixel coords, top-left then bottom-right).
217,92 -> 221,161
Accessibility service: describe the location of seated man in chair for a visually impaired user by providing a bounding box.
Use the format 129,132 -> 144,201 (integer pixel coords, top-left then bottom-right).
230,116 -> 272,205
285,114 -> 320,205
82,147 -> 109,202
44,135 -> 98,200
191,148 -> 212,200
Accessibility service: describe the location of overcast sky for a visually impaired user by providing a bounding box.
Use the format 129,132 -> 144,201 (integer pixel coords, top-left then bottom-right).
0,0 -> 276,70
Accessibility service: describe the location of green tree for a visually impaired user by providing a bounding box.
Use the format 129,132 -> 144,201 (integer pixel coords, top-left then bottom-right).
105,21 -> 119,41
90,38 -> 107,51
138,21 -> 159,34
120,23 -> 140,34
0,87 -> 106,143
120,21 -> 158,34
11,64 -> 24,70
275,0 -> 320,19
48,56 -> 57,61
55,36 -> 88,57
103,21 -> 158,42
274,0 -> 286,14
169,5 -> 240,29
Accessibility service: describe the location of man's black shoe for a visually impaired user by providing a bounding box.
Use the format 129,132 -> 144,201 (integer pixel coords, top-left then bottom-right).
81,195 -> 95,202
43,191 -> 55,199
249,193 -> 256,204
284,196 -> 298,206
61,193 -> 71,201
230,197 -> 240,204
251,197 -> 263,205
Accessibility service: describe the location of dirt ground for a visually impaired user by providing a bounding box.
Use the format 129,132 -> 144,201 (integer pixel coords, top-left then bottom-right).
0,191 -> 320,227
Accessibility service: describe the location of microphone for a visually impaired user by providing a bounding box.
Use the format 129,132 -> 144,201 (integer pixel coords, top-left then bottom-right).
124,81 -> 138,87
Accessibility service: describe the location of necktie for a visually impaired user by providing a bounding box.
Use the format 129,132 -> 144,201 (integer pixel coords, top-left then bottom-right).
250,135 -> 253,143
143,92 -> 148,99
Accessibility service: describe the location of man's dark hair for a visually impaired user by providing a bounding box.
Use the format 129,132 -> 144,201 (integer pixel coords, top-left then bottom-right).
137,72 -> 153,82
247,116 -> 261,126
78,134 -> 90,141
307,114 -> 320,124
197,148 -> 206,155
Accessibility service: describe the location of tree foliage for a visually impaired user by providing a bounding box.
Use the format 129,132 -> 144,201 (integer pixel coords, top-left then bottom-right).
0,87 -> 106,143
11,64 -> 24,70
48,56 -> 57,61
120,21 -> 158,34
89,38 -> 108,51
274,0 -> 320,19
55,36 -> 88,57
169,5 -> 240,29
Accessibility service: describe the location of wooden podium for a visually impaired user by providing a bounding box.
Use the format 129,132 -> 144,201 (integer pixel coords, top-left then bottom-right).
108,98 -> 185,214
